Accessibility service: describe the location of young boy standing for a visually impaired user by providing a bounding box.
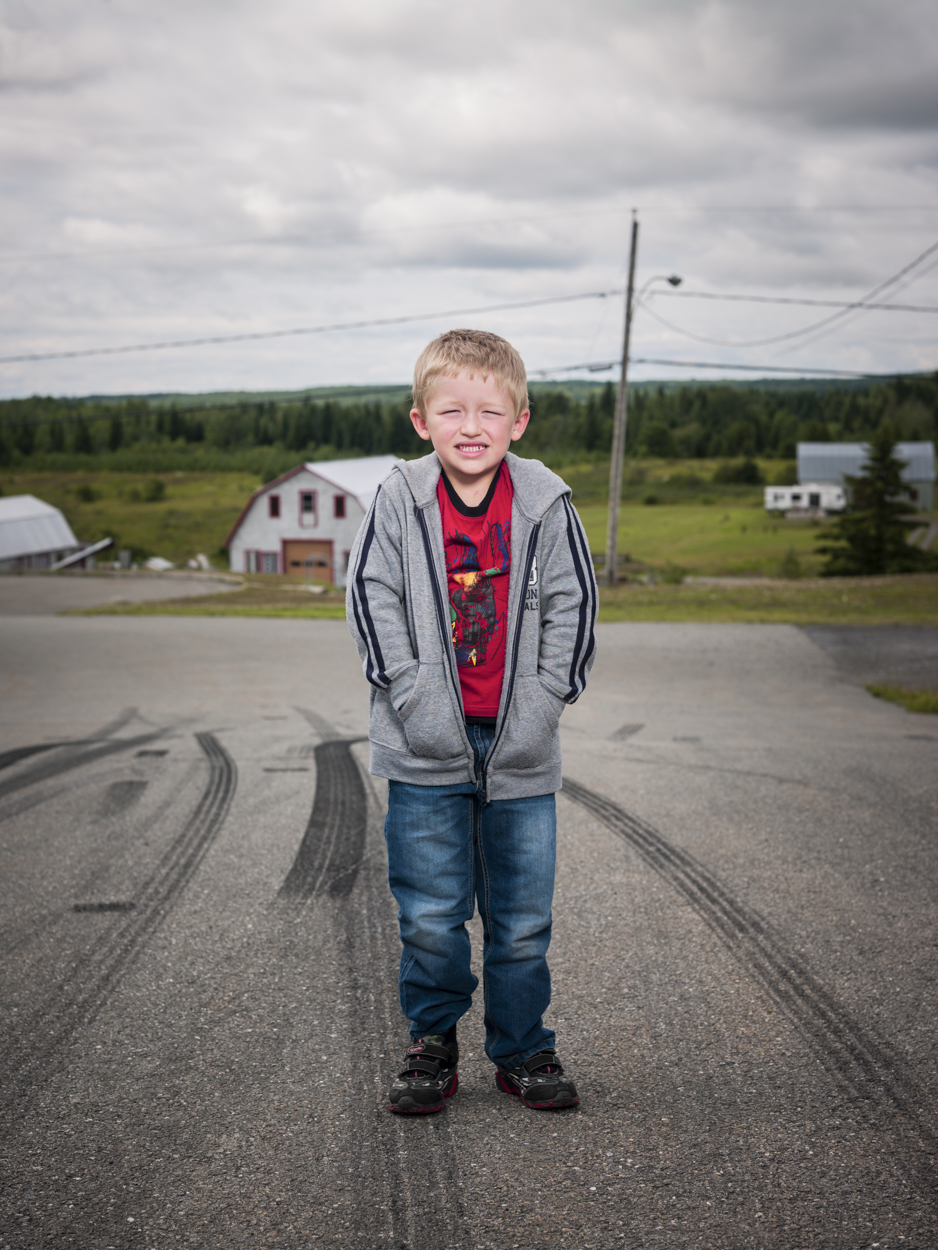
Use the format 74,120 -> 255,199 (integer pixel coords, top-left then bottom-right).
346,329 -> 597,1113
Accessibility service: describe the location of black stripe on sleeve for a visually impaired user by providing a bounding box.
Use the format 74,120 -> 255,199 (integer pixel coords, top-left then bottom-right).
562,496 -> 591,700
352,502 -> 390,689
566,498 -> 597,692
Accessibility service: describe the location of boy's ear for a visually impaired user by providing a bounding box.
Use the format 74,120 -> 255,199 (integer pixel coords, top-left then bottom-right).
410,408 -> 432,441
510,409 -> 531,441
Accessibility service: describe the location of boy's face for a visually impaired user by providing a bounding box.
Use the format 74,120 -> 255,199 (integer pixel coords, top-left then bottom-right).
410,369 -> 529,491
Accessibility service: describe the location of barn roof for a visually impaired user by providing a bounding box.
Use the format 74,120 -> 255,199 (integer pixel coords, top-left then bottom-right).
0,495 -> 80,562
303,455 -> 401,510
798,441 -> 935,485
224,455 -> 401,547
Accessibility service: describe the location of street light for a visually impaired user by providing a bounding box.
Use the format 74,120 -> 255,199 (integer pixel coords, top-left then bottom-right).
604,245 -> 682,586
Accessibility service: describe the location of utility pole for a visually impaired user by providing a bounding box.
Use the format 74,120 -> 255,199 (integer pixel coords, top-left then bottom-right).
605,212 -> 639,586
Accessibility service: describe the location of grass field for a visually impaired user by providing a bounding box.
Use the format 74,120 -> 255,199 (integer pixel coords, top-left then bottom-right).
0,469 -> 258,565
866,683 -> 938,715
2,462 -> 829,576
7,465 -> 936,618
70,572 -> 938,626
576,501 -> 826,578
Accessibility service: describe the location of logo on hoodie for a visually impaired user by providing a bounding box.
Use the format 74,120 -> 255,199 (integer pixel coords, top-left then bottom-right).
525,555 -> 539,610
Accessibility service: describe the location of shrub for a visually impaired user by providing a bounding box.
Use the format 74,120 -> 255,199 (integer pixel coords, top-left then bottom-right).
713,458 -> 764,485
778,548 -> 802,579
142,478 -> 166,503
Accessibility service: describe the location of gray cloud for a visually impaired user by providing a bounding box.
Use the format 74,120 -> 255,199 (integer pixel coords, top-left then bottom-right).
0,0 -> 936,397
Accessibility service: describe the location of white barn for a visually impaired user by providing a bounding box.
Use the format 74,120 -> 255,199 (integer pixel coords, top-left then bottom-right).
0,495 -> 82,570
225,455 -> 401,586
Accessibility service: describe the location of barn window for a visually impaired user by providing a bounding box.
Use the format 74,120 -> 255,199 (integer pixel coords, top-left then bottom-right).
268,494 -> 281,518
333,494 -> 346,519
300,491 -> 317,524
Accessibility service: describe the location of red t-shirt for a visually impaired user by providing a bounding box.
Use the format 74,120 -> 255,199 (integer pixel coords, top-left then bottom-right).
437,461 -> 513,719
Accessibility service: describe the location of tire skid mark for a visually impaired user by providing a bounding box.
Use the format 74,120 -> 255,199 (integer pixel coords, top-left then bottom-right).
282,711 -> 468,1246
0,742 -> 63,772
337,767 -> 471,1250
0,730 -> 166,802
1,732 -> 236,1115
0,707 -> 143,775
279,739 -> 367,900
563,778 -> 934,1143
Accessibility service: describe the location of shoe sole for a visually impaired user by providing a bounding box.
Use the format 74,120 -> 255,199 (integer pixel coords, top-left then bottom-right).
388,1072 -> 458,1115
495,1070 -> 579,1109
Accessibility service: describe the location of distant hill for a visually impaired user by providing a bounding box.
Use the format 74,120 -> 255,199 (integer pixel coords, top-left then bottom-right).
1,372 -> 935,478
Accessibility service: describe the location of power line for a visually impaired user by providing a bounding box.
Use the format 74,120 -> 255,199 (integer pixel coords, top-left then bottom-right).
1,360 -> 919,428
0,289 -> 620,365
651,291 -> 938,314
637,238 -> 938,349
531,357 -> 891,379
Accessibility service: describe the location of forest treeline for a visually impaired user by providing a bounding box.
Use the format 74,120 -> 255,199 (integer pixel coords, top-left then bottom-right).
1,373 -> 935,480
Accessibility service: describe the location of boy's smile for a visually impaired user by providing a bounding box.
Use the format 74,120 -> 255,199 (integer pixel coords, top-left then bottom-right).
410,369 -> 530,506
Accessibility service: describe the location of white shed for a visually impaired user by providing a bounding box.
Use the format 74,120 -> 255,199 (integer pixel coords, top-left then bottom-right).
0,495 -> 82,570
225,455 -> 401,585
764,483 -> 846,515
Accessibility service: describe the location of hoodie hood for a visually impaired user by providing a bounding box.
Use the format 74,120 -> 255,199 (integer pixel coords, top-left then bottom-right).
393,451 -> 570,521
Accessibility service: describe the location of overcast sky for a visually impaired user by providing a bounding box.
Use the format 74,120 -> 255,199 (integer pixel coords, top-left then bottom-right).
1,0 -> 937,398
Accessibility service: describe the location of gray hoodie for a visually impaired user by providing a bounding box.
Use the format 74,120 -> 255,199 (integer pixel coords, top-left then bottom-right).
346,451 -> 597,800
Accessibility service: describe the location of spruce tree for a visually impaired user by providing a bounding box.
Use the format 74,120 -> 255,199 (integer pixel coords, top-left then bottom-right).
816,426 -> 936,575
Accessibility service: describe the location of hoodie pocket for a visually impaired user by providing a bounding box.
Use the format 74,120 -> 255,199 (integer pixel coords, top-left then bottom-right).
495,675 -> 564,771
398,662 -> 466,760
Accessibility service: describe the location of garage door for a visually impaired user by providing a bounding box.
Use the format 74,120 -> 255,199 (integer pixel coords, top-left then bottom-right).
283,540 -> 333,583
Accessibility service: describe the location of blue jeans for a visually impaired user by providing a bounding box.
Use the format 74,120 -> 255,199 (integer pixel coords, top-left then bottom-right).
384,723 -> 557,1068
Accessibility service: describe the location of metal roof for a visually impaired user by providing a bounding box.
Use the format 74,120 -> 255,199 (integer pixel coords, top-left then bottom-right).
302,455 -> 401,511
798,442 -> 935,485
0,495 -> 79,561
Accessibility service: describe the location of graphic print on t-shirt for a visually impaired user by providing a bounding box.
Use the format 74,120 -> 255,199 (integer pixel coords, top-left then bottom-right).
445,520 -> 510,668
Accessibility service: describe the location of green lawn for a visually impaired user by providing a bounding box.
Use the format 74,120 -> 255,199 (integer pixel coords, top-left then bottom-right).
1,464 -> 830,577
70,572 -> 938,625
576,501 -> 828,578
866,683 -> 938,715
0,469 -> 258,565
596,575 -> 938,624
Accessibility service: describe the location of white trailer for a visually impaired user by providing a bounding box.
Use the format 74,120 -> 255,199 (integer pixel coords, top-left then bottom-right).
764,483 -> 846,514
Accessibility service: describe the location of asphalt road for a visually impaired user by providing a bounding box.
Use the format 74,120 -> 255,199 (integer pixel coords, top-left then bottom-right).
0,572 -> 238,615
0,611 -> 936,1249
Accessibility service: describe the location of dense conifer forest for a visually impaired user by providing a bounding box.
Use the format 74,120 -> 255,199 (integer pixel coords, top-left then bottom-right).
1,373 -> 935,481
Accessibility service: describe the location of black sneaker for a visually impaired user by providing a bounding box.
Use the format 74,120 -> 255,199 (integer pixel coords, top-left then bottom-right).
495,1050 -> 579,1109
387,1035 -> 459,1115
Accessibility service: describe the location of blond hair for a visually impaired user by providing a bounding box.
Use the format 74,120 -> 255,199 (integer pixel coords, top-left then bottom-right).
412,328 -> 529,417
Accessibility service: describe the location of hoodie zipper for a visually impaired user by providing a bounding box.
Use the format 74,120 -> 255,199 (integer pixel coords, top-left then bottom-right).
481,522 -> 540,799
414,503 -> 469,736
416,500 -> 540,800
